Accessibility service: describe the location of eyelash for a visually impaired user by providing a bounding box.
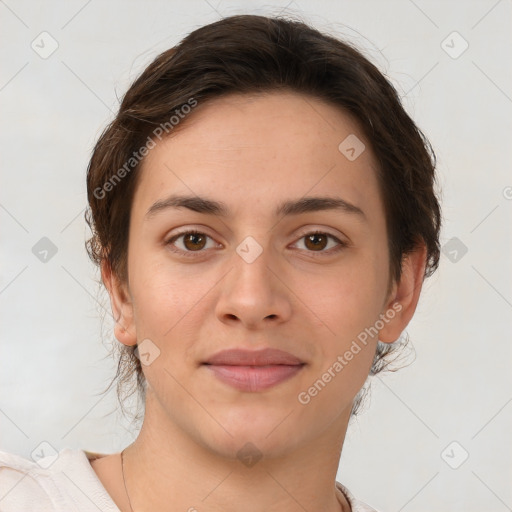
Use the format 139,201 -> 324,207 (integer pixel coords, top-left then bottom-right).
165,229 -> 347,259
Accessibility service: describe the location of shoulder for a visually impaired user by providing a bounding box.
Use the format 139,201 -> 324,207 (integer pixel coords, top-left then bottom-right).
0,448 -> 58,511
0,447 -> 119,512
337,481 -> 382,512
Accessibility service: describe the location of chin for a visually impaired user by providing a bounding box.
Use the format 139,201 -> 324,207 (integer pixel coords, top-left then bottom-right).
204,429 -> 303,462
193,403 -> 310,461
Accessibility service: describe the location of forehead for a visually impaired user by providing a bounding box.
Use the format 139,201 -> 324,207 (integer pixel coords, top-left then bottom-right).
132,91 -> 383,222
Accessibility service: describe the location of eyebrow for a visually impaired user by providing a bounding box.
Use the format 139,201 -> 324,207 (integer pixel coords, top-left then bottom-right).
145,194 -> 366,221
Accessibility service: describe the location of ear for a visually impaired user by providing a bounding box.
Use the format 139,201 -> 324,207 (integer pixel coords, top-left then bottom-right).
379,242 -> 427,344
101,260 -> 137,347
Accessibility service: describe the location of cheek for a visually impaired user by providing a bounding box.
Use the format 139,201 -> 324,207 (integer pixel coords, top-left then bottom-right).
126,237 -> 179,323
302,255 -> 386,377
131,260 -> 205,338
128,262 -> 212,395
308,253 -> 386,331
295,276 -> 382,412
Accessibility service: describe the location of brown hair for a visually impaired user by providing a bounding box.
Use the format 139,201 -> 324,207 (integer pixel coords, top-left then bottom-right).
85,14 -> 441,420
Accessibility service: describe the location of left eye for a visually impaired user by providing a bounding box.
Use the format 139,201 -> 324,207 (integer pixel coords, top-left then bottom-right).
292,231 -> 345,254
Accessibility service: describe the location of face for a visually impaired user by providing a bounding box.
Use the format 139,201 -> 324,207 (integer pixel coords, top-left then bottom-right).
109,91 -> 414,459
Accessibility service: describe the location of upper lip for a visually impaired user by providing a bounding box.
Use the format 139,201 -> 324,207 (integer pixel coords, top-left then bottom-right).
203,348 -> 304,366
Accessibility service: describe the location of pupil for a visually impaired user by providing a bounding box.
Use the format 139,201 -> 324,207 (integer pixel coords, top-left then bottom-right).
185,233 -> 205,250
307,234 -> 326,251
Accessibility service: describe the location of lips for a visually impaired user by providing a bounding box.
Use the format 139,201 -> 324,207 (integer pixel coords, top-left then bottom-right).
203,348 -> 305,392
204,348 -> 303,366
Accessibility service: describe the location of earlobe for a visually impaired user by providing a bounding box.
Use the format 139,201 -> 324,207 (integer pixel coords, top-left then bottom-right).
113,321 -> 137,347
378,243 -> 427,344
101,260 -> 137,347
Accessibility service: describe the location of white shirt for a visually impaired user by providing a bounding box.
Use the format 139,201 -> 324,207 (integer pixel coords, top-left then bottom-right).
0,448 -> 380,511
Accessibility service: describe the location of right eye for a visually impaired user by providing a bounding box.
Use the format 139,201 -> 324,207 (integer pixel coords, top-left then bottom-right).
165,230 -> 220,257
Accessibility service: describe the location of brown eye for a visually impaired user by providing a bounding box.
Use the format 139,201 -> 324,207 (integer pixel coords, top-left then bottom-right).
293,231 -> 346,256
166,231 -> 217,257
182,232 -> 207,251
304,233 -> 329,251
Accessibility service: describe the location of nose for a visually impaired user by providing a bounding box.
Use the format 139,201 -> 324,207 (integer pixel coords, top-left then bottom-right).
214,241 -> 293,331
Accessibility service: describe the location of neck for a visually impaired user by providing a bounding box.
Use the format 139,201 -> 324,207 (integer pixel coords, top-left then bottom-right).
121,391 -> 352,512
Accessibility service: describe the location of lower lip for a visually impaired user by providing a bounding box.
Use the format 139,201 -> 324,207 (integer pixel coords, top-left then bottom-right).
205,364 -> 304,392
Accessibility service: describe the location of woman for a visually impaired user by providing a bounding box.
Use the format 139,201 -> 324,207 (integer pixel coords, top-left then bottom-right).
0,13 -> 441,512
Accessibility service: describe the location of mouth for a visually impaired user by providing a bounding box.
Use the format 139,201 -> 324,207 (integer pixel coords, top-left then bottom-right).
202,348 -> 305,392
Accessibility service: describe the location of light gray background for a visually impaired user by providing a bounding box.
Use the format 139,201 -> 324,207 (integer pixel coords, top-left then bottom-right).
1,1 -> 511,511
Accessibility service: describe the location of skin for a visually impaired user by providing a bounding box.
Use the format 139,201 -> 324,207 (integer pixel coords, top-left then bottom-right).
92,91 -> 426,512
